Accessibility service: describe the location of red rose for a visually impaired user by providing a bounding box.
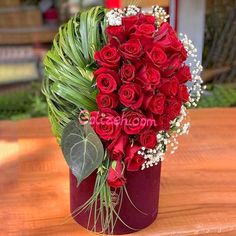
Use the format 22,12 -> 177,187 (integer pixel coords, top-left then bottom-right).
147,46 -> 167,67
175,65 -> 192,83
94,45 -> 120,68
168,37 -> 184,52
154,114 -> 171,131
96,93 -> 119,109
161,54 -> 183,77
139,13 -> 156,25
161,36 -> 187,62
94,67 -> 120,93
139,129 -> 157,149
159,77 -> 179,97
136,23 -> 156,35
165,98 -> 182,120
120,39 -> 143,61
125,144 -> 145,171
156,25 -> 187,61
106,25 -> 126,47
120,63 -> 135,82
107,160 -> 126,188
149,94 -> 165,115
136,65 -> 160,91
155,22 -> 176,47
118,83 -> 143,109
131,23 -> 156,47
122,110 -> 146,135
155,22 -> 174,41
122,15 -> 139,33
147,67 -> 161,87
90,109 -> 121,141
156,23 -> 187,61
177,84 -> 189,102
108,133 -> 129,161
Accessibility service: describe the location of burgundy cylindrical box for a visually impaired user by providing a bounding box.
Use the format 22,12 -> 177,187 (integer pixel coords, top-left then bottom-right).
70,163 -> 161,234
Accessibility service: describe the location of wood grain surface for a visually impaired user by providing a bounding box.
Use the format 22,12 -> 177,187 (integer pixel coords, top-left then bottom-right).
0,108 -> 236,236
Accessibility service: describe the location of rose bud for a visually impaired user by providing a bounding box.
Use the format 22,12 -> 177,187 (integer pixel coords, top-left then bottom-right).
121,110 -> 146,135
120,39 -> 143,61
125,144 -> 145,171
94,67 -> 120,94
159,77 -> 179,97
107,160 -> 126,188
149,94 -> 166,115
96,93 -> 119,109
94,45 -> 120,68
120,64 -> 135,82
108,133 -> 129,161
90,109 -> 121,141
139,129 -> 157,149
118,83 -> 143,109
177,84 -> 189,102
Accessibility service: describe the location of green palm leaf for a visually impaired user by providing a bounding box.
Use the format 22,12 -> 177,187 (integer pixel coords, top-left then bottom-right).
42,6 -> 107,143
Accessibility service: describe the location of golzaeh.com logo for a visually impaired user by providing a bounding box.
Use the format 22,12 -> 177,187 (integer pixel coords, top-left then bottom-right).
78,110 -> 157,127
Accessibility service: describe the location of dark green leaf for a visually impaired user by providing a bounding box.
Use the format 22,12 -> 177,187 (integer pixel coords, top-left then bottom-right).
61,120 -> 104,186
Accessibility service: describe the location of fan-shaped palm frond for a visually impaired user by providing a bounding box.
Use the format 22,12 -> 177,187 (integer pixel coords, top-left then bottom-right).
42,6 -> 107,142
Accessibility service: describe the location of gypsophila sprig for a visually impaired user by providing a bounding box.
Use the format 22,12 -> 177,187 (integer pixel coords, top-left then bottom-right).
152,5 -> 169,27
140,105 -> 190,168
106,8 -> 124,26
124,5 -> 140,16
180,33 -> 204,107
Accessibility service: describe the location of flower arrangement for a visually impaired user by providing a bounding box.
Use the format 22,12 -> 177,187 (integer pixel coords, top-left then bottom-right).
43,4 -> 203,235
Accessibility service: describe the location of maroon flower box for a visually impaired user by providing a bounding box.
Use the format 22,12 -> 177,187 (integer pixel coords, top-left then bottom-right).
70,163 -> 161,234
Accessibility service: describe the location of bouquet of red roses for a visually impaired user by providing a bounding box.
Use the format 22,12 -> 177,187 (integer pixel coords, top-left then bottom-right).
43,5 -> 203,234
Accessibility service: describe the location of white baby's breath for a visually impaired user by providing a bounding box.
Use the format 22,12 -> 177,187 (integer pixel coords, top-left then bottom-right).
152,5 -> 169,27
180,33 -> 204,107
124,5 -> 140,16
106,8 -> 124,26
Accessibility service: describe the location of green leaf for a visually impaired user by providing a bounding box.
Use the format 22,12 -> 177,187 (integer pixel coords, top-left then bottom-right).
61,120 -> 104,186
42,6 -> 107,142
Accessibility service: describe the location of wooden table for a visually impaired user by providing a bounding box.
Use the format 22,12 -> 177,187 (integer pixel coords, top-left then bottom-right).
0,108 -> 236,236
